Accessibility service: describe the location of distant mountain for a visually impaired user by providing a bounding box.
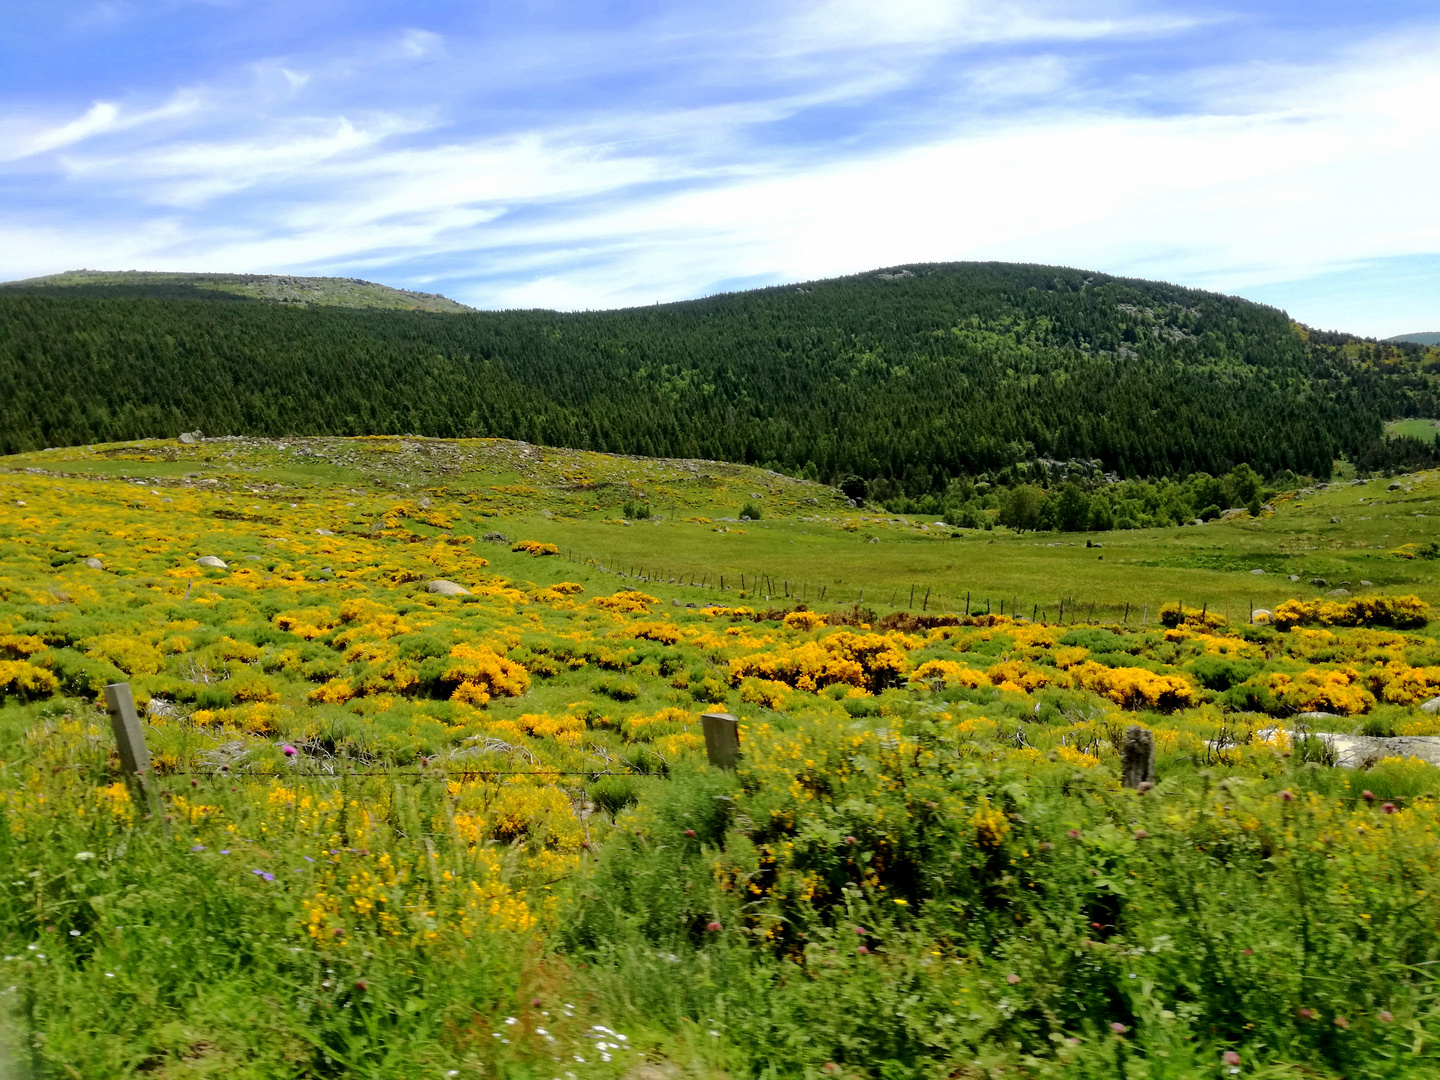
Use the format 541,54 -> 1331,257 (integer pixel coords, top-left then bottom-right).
1387,332 -> 1440,346
0,261 -> 1431,480
0,269 -> 473,313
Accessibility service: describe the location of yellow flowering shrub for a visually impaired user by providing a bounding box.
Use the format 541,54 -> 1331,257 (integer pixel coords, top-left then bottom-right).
1260,667 -> 1375,714
631,620 -> 683,644
1273,594 -> 1430,630
591,590 -> 658,613
910,659 -> 988,688
782,610 -> 826,632
0,661 -> 59,699
511,540 -> 560,556
442,642 -> 530,705
1068,662 -> 1196,711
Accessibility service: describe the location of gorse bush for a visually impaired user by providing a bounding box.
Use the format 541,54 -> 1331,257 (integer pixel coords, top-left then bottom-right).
7,444 -> 1440,1075
569,720 -> 1440,1077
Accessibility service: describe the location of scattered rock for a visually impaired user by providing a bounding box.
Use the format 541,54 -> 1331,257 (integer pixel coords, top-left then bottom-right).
1360,579 -> 1373,587
1251,608 -> 1272,623
83,557 -> 104,570
1310,732 -> 1440,769
1422,696 -> 1440,715
315,528 -> 335,536
178,430 -> 204,445
1330,516 -> 1341,524
426,579 -> 470,596
867,536 -> 879,543
195,555 -> 227,569
482,532 -> 510,544
1295,711 -> 1342,722
1310,578 -> 1328,587
1250,568 -> 1265,575
1389,481 -> 1403,491
1289,574 -> 1300,582
1327,588 -> 1350,597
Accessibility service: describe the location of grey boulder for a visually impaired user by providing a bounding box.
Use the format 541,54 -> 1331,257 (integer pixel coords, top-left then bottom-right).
427,579 -> 470,596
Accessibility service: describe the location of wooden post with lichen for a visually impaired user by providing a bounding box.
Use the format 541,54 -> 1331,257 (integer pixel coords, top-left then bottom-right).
701,712 -> 741,770
103,682 -> 156,810
1121,725 -> 1155,789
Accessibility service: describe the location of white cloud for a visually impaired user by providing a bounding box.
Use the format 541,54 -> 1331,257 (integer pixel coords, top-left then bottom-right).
0,3 -> 1436,337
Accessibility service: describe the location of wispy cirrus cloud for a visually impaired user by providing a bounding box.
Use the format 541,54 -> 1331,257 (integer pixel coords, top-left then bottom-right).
1,0 -> 1437,334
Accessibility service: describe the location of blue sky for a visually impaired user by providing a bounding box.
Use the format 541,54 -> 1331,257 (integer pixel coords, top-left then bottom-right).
2,1 -> 1437,335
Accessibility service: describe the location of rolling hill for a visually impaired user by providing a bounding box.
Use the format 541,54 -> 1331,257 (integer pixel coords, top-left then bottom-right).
0,262 -> 1434,483
0,269 -> 473,313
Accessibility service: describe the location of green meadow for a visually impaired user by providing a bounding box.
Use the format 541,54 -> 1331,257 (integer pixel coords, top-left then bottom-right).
7,435 -> 1440,1078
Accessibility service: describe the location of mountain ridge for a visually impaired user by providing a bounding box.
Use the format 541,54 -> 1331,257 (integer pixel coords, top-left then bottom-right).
0,269 -> 473,313
1,260 -> 1435,483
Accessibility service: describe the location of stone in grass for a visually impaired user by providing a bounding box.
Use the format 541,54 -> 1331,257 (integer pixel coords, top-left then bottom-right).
1423,697 -> 1440,715
83,557 -> 104,570
178,430 -> 204,445
195,555 -> 227,569
1251,609 -> 1272,623
482,532 -> 510,544
1250,568 -> 1265,575
1328,588 -> 1350,597
427,579 -> 470,596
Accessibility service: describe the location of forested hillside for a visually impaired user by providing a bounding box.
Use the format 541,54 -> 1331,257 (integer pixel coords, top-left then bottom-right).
0,262 -> 1429,482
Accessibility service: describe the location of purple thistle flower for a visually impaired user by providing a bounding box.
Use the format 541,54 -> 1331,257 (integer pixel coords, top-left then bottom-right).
281,744 -> 297,757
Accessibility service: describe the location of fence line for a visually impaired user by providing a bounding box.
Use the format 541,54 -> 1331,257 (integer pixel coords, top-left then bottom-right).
559,547 -> 1270,626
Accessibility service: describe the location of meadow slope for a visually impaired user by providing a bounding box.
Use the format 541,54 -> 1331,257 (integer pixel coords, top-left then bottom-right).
5,437 -> 1440,1077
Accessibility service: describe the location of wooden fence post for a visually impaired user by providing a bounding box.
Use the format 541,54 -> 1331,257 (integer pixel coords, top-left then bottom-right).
1121,725 -> 1155,789
103,681 -> 156,809
701,712 -> 741,769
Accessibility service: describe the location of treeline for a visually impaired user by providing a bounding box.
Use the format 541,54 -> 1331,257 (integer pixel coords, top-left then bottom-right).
870,463 -> 1300,532
0,262 -> 1419,482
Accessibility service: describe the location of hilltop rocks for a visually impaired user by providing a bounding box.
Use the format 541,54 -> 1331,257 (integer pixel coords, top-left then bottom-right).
178,430 -> 204,445
427,579 -> 470,596
195,556 -> 227,569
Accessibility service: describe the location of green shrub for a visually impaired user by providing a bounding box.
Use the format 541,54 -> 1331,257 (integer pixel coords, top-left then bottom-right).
739,501 -> 762,520
622,500 -> 652,520
1186,655 -> 1262,691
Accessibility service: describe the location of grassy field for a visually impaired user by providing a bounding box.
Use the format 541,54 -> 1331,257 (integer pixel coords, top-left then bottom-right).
6,437 -> 1440,1077
1386,418 -> 1440,443
8,434 -> 1440,619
